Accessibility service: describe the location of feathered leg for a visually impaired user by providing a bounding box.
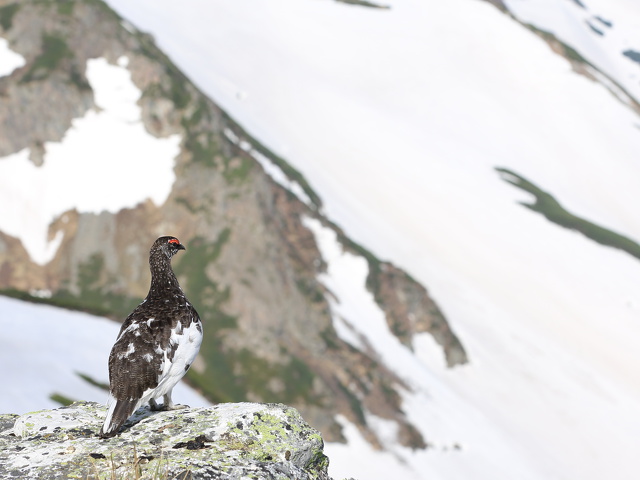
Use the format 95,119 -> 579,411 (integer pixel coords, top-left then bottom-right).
148,390 -> 187,411
163,389 -> 189,410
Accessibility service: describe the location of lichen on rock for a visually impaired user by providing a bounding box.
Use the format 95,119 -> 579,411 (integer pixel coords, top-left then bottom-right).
1,401 -> 332,480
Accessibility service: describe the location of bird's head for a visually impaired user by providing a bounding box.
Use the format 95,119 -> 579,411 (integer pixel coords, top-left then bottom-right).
152,235 -> 186,261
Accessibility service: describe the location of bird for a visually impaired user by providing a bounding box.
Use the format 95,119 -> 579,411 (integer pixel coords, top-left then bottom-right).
99,236 -> 203,438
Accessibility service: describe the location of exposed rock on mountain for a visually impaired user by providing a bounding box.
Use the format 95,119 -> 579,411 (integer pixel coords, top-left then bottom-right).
0,0 -> 467,449
1,401 -> 331,480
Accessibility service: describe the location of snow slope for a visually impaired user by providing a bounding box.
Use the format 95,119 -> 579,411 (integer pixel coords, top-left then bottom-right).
0,54 -> 180,264
304,215 -> 640,480
504,0 -> 640,104
4,0 -> 640,479
0,295 -> 209,415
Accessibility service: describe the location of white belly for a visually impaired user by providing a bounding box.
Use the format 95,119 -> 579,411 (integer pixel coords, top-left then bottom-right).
141,320 -> 203,403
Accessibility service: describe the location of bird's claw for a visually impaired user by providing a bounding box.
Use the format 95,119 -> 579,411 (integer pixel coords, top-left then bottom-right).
149,400 -> 189,411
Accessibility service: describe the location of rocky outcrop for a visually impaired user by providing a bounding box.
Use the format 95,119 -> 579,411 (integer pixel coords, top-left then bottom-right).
0,402 -> 332,480
0,231 -> 45,291
367,261 -> 467,367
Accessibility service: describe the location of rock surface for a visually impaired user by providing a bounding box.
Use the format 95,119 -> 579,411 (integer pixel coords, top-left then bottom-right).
0,402 -> 332,480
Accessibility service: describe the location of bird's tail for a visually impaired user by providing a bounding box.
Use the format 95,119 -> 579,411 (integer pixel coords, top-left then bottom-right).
99,395 -> 139,438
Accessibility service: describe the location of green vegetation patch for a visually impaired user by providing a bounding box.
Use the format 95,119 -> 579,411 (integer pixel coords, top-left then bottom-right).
171,96 -> 222,168
223,155 -> 254,184
174,232 -> 232,305
22,33 -> 72,82
57,0 -> 74,15
49,392 -> 75,406
295,278 -> 325,304
189,345 -> 319,407
50,253 -> 140,319
182,126 -> 219,168
0,285 -> 132,320
0,3 -> 20,31
76,372 -> 109,391
525,23 -> 589,65
243,349 -> 317,404
497,167 -> 640,260
623,49 -> 640,65
222,113 -> 323,209
335,0 -> 390,9
168,72 -> 191,109
335,381 -> 366,426
135,31 -> 192,109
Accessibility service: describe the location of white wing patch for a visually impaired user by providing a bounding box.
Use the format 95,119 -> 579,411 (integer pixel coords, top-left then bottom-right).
116,322 -> 139,342
173,322 -> 183,335
117,342 -> 136,360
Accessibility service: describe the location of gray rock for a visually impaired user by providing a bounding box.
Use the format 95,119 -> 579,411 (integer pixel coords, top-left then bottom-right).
1,401 -> 332,480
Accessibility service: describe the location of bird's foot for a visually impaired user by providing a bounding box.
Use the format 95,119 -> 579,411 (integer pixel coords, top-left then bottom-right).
148,398 -> 161,411
149,398 -> 189,411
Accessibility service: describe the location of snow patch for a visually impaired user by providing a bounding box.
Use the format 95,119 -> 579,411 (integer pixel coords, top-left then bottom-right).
302,216 -> 400,359
325,415 -> 423,480
0,37 -> 25,77
303,215 -> 451,379
0,56 -> 181,264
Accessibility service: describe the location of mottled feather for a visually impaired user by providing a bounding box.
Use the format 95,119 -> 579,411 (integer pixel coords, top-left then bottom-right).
99,236 -> 203,438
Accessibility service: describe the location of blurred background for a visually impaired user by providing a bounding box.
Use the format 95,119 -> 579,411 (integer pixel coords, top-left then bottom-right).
1,0 -> 640,479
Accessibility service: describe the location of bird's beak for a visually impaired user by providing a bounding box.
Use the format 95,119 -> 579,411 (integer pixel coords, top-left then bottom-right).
177,243 -> 186,251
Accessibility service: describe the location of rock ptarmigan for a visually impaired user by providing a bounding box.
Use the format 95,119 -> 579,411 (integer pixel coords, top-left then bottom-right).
99,236 -> 203,438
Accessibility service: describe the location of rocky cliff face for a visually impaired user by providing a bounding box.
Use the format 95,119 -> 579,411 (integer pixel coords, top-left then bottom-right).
1,402 -> 332,480
0,0 -> 467,450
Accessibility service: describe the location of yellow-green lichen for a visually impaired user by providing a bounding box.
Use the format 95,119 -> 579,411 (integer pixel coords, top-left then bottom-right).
2,402 -> 330,480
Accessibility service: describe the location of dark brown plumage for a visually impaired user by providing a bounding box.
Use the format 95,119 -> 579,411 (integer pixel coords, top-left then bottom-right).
99,236 -> 202,438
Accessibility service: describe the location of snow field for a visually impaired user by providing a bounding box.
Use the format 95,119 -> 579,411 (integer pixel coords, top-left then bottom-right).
503,0 -> 640,104
0,37 -> 25,76
0,54 -> 180,264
